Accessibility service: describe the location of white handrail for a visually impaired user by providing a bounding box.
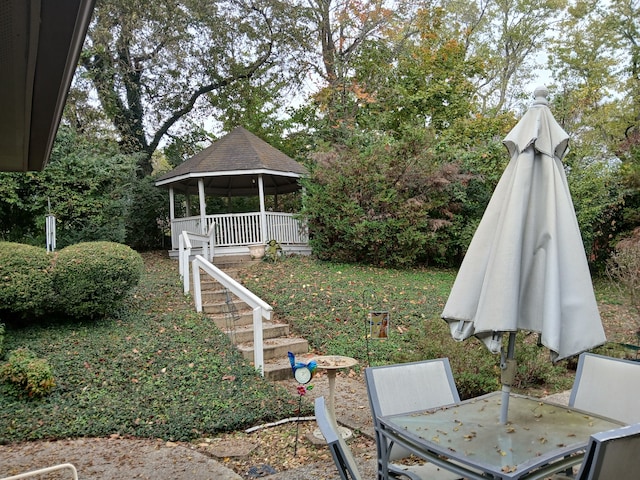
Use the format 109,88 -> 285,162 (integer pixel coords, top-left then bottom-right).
179,225 -> 216,294
191,255 -> 271,375
1,463 -> 78,480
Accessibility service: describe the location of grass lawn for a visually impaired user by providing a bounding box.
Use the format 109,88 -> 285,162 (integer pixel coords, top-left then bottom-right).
0,252 -> 298,443
1,252 -> 636,444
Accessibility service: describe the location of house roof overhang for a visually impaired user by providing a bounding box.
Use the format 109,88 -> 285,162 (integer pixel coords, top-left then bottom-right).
0,0 -> 96,172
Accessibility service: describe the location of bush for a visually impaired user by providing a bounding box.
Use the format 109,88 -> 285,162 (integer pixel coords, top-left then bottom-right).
0,347 -> 55,398
302,135 -> 477,268
0,242 -> 52,317
607,228 -> 640,321
125,175 -> 169,251
52,242 -> 144,319
512,333 -> 571,390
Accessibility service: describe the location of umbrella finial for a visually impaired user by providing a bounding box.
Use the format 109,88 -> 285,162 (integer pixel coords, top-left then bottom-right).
532,86 -> 549,105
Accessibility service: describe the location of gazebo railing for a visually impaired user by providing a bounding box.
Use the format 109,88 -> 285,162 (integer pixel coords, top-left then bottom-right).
210,212 -> 262,246
265,212 -> 308,244
170,212 -> 308,250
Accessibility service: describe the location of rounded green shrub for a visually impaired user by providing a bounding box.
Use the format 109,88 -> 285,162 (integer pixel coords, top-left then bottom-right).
0,242 -> 53,317
0,347 -> 56,398
52,242 -> 144,318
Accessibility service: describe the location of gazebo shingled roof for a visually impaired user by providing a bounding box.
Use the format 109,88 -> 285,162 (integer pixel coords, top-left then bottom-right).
155,126 -> 307,197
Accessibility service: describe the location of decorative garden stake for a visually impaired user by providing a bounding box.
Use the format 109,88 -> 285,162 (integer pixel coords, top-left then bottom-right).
368,311 -> 390,339
287,351 -> 317,385
363,291 -> 391,366
294,383 -> 313,456
288,352 -> 316,456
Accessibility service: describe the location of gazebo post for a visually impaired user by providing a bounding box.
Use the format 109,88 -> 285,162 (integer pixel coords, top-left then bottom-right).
169,187 -> 176,249
258,174 -> 267,244
169,187 -> 176,222
198,178 -> 207,234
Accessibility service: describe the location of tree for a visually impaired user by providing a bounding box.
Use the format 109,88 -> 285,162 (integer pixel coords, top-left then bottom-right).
439,0 -> 566,113
70,0 -> 311,175
357,6 -> 481,132
295,4 -> 518,266
306,0 -> 399,85
605,0 -> 640,233
301,132 -> 473,267
0,128 -> 139,249
301,0 -> 423,138
0,173 -> 41,243
547,0 -> 638,258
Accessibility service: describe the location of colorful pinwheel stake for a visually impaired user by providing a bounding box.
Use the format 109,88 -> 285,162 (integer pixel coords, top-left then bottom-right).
288,352 -> 316,456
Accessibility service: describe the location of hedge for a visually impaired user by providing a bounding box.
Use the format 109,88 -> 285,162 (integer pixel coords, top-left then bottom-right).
0,242 -> 53,317
0,241 -> 143,321
51,242 -> 144,319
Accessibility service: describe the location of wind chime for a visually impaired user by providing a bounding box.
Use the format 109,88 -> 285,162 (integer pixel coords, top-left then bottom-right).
45,198 -> 56,252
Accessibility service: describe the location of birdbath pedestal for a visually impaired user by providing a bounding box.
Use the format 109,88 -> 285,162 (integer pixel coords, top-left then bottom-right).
313,355 -> 358,440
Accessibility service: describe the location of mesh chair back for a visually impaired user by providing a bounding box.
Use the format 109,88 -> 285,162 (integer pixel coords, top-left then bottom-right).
569,353 -> 640,424
576,423 -> 640,480
365,359 -> 460,461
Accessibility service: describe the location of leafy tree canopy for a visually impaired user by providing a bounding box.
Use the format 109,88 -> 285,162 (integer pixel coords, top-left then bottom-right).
68,0 -> 312,175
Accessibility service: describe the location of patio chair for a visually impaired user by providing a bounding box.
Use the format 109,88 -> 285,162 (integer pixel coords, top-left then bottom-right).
553,423 -> 640,480
364,359 -> 463,480
315,396 -> 363,480
569,353 -> 640,424
1,463 -> 78,480
315,397 -> 456,480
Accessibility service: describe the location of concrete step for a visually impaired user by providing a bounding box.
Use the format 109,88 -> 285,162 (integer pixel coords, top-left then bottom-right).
236,337 -> 309,362
199,289 -> 236,303
212,255 -> 259,269
203,299 -> 248,315
199,279 -> 226,292
198,280 -> 243,296
222,322 -> 290,344
209,310 -> 254,328
263,357 -> 295,381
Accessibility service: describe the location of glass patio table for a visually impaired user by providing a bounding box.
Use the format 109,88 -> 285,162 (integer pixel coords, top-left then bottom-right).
377,391 -> 623,480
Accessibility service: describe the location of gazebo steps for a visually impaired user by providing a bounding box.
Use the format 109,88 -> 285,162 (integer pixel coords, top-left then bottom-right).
191,254 -> 312,382
262,357 -> 301,381
198,289 -> 237,303
262,353 -> 317,381
212,254 -> 261,269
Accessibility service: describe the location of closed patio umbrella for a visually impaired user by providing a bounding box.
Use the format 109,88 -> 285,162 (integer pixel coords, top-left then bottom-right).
441,86 -> 606,423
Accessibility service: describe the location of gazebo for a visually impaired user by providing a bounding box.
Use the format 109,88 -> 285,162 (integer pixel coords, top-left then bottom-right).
155,126 -> 310,257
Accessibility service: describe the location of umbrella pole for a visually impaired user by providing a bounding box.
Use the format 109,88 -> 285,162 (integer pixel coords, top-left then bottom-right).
500,332 -> 517,424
